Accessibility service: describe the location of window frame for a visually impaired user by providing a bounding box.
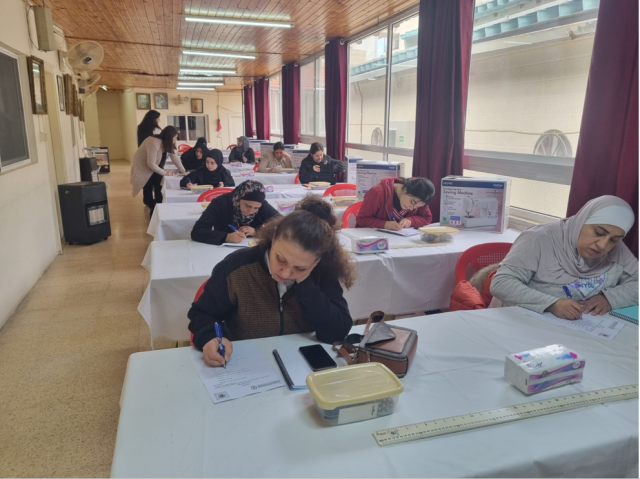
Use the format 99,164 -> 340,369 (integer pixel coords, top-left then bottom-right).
269,72 -> 282,138
298,51 -> 327,145
0,43 -> 37,174
166,114 -> 209,142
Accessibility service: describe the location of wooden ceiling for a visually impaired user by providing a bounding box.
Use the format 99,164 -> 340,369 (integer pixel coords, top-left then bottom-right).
47,0 -> 419,90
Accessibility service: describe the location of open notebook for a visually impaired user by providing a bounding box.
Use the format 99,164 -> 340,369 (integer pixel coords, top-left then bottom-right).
222,238 -> 251,248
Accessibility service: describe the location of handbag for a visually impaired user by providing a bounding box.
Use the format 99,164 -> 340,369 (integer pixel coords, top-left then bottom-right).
334,311 -> 418,378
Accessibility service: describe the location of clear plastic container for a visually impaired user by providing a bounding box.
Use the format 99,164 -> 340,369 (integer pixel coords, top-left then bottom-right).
418,225 -> 459,244
306,363 -> 403,426
189,184 -> 213,194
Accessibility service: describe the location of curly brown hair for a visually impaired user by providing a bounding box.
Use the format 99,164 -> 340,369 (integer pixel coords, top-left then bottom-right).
256,196 -> 358,289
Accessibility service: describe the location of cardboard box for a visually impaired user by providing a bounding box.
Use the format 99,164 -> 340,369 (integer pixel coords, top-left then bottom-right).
259,142 -> 275,159
292,149 -> 309,169
440,176 -> 511,233
345,155 -> 362,184
249,139 -> 268,154
356,161 -> 403,199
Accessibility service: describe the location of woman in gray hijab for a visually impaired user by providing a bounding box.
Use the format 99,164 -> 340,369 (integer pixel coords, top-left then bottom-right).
490,196 -> 638,319
229,136 -> 256,164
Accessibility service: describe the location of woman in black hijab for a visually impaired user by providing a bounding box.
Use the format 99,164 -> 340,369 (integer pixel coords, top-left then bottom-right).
181,137 -> 209,170
180,149 -> 235,189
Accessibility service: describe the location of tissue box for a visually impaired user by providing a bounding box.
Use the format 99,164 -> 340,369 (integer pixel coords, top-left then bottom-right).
276,201 -> 297,213
505,344 -> 585,394
351,236 -> 389,254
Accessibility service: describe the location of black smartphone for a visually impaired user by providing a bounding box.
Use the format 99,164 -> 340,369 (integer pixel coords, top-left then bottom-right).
299,345 -> 337,371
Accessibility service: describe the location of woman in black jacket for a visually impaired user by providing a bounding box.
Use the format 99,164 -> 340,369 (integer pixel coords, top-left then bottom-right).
188,195 -> 357,366
137,110 -> 161,146
298,142 -> 345,185
180,149 -> 235,189
191,180 -> 279,245
228,136 -> 256,164
180,137 -> 208,171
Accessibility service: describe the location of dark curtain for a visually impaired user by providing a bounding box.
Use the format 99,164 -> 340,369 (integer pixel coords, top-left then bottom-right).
254,78 -> 270,140
411,0 -> 474,220
243,85 -> 255,138
566,0 -> 638,256
282,62 -> 300,145
325,38 -> 348,161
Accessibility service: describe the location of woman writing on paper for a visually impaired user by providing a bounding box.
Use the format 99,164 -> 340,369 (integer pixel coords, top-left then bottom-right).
258,142 -> 293,172
491,196 -> 638,319
180,137 -> 209,171
191,180 -> 279,245
356,177 -> 435,230
188,195 -> 356,366
229,136 -> 256,164
131,126 -> 186,217
136,110 -> 161,146
298,142 -> 345,185
180,149 -> 235,189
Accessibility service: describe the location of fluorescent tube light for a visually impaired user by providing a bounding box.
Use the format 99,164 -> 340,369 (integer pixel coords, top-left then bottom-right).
178,76 -> 224,81
182,50 -> 256,60
184,16 -> 293,29
177,82 -> 224,86
180,68 -> 236,74
176,87 -> 216,91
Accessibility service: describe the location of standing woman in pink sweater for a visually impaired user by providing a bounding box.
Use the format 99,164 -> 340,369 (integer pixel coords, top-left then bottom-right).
356,177 -> 435,230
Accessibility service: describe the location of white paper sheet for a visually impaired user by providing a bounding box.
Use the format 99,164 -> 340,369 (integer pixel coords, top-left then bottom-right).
189,343 -> 285,403
525,310 -> 625,340
377,228 -> 421,237
222,237 -> 251,248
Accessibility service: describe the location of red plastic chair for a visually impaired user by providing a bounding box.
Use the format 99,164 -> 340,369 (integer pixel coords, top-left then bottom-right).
197,187 -> 234,202
294,173 -> 300,184
253,163 -> 260,172
190,280 -> 209,346
177,144 -> 190,153
341,201 -> 363,229
454,243 -> 513,282
226,144 -> 236,150
323,183 -> 356,197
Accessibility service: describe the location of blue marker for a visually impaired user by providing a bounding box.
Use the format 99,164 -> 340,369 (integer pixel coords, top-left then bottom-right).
215,322 -> 226,368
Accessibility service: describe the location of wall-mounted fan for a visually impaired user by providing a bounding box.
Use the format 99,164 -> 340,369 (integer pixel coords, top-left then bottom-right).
78,72 -> 101,89
83,84 -> 99,97
66,41 -> 104,74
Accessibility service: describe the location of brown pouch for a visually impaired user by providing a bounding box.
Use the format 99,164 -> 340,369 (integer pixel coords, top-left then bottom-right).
333,311 -> 418,378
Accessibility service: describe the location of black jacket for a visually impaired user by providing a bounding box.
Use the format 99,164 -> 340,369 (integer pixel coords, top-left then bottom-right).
188,246 -> 353,348
229,147 -> 256,164
299,155 -> 345,185
191,192 -> 279,245
179,166 -> 235,189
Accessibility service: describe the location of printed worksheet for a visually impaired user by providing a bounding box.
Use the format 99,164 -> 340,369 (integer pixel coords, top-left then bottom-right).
189,342 -> 285,403
525,311 -> 625,340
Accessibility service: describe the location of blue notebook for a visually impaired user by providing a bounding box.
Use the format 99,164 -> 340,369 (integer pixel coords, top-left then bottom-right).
609,306 -> 639,325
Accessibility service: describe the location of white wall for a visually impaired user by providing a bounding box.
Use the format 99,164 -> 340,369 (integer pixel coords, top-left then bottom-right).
84,93 -> 101,148
0,0 -> 84,328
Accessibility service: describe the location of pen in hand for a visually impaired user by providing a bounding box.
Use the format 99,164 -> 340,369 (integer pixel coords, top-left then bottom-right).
215,322 -> 226,368
562,286 -> 582,319
228,224 -> 246,238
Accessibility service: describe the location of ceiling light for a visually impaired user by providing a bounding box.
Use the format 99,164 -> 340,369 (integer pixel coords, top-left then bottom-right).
184,16 -> 293,29
100,84 -> 107,90
178,82 -> 224,86
182,50 -> 257,60
178,76 -> 223,81
176,87 -> 216,91
180,68 -> 236,75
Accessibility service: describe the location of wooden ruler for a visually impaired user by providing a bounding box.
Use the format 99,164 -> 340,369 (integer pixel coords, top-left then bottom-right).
373,384 -> 638,446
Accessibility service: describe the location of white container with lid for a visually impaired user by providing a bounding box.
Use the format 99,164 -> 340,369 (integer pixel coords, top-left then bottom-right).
306,363 -> 403,426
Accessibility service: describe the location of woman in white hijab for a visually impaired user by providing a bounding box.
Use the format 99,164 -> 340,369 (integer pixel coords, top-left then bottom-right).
490,196 -> 638,319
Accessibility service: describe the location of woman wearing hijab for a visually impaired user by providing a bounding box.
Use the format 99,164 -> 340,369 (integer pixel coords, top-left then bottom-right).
137,110 -> 161,146
490,196 -> 638,319
180,149 -> 235,189
181,137 -> 209,171
228,136 -> 256,164
191,180 -> 279,245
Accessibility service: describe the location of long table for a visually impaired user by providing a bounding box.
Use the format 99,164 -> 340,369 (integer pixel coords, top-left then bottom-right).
111,306 -> 639,477
163,184 -> 326,203
138,228 -> 520,340
147,201 -> 349,241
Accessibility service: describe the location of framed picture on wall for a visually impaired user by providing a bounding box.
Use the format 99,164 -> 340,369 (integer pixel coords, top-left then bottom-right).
27,56 -> 47,114
79,100 -> 84,122
56,75 -> 65,112
154,93 -> 168,109
63,74 -> 73,115
191,98 -> 203,113
137,93 -> 151,110
72,86 -> 78,117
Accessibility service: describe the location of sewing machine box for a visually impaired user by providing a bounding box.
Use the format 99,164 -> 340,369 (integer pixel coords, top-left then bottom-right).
345,155 -> 362,184
259,142 -> 275,159
292,150 -> 309,169
356,160 -> 404,199
440,176 -> 511,233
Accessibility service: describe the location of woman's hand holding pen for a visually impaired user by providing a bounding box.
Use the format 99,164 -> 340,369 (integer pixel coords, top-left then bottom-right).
203,337 -> 233,367
384,221 -> 403,231
547,299 -> 583,320
226,231 -> 246,243
186,182 -> 198,188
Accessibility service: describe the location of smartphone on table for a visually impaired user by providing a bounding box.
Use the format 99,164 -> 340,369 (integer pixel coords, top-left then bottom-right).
299,345 -> 337,371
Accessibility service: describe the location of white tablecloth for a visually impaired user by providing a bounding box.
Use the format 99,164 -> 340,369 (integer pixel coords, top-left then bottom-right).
230,171 -> 298,185
112,307 -> 639,478
163,184 -> 326,203
148,201 -> 348,241
138,228 -> 520,340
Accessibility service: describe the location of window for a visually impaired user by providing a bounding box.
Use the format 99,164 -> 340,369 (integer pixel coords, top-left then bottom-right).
0,46 -> 30,170
167,115 -> 208,141
465,0 -> 599,217
269,74 -> 282,137
299,56 -> 326,140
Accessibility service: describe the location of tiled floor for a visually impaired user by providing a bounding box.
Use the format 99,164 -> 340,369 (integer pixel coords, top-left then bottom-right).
0,160 -> 167,477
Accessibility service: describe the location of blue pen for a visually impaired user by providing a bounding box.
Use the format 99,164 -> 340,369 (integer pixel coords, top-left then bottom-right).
228,224 -> 238,232
562,286 -> 582,319
215,322 -> 226,368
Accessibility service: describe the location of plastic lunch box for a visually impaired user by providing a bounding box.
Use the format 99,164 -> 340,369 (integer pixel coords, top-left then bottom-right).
306,363 -> 403,426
